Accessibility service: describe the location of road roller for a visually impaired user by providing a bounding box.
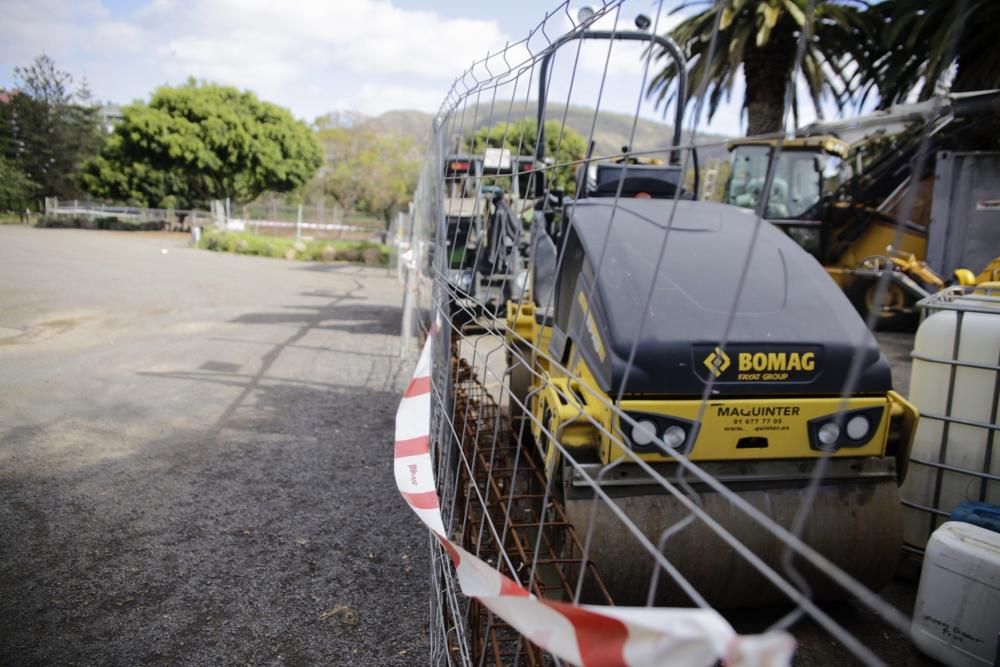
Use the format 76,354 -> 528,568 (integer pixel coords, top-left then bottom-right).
502,22 -> 918,609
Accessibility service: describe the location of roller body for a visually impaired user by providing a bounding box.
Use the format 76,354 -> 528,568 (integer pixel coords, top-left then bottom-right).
506,198 -> 918,609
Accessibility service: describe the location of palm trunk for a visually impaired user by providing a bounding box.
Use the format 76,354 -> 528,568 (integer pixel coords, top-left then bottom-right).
741,24 -> 797,137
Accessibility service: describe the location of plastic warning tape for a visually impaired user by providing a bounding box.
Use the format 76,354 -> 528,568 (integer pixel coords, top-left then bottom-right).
394,335 -> 795,667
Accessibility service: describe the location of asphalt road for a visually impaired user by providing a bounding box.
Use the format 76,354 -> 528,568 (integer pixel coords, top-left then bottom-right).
0,227 -> 428,665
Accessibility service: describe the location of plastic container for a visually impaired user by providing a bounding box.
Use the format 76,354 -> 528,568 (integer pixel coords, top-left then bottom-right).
901,291 -> 1000,550
912,521 -> 1000,666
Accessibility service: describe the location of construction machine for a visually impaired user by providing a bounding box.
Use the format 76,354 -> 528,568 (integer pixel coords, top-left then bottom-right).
504,23 -> 918,608
443,149 -> 536,321
724,90 -> 1000,329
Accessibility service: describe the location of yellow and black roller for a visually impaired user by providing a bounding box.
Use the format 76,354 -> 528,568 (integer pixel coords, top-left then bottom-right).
508,197 -> 918,608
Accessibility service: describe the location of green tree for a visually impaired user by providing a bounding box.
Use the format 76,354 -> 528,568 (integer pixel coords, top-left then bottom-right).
467,119 -> 587,191
312,112 -> 421,229
0,55 -> 103,202
82,80 -> 322,209
0,156 -> 38,211
852,0 -> 1000,108
648,1 -> 864,136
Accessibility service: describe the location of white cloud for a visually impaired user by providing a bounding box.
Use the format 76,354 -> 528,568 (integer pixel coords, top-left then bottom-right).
0,0 -> 753,137
341,82 -> 450,116
0,0 -> 509,120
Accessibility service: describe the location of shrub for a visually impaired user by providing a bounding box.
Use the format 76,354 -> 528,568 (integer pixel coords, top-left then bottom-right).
34,215 -> 163,231
197,229 -> 389,265
337,248 -> 362,262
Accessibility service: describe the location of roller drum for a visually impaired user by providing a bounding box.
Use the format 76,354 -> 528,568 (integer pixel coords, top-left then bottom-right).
565,479 -> 902,608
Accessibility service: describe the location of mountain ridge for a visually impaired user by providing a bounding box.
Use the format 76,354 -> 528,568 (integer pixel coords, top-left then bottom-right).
368,104 -> 732,163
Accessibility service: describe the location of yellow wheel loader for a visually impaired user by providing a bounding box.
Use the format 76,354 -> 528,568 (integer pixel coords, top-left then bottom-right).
724,91 -> 1000,329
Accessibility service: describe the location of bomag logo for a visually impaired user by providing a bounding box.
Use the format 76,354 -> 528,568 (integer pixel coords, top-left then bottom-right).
701,346 -> 818,382
703,347 -> 731,377
738,352 -> 815,372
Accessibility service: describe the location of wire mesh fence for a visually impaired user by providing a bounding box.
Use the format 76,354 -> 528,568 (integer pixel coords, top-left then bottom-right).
42,197 -> 386,241
390,1 -> 1000,665
44,197 -> 210,230
231,201 -> 384,241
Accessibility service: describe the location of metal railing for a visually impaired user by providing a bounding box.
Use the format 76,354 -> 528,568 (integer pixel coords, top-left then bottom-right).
44,197 -> 209,229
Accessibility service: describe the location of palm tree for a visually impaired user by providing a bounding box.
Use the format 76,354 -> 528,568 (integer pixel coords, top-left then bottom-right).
647,0 -> 866,136
852,0 -> 1000,108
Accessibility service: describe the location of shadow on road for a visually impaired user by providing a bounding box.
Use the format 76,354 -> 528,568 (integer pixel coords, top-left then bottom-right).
230,303 -> 402,337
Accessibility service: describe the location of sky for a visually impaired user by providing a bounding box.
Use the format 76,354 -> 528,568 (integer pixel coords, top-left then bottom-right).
0,0 -> 817,137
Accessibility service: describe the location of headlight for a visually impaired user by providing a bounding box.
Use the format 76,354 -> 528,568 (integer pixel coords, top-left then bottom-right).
624,413 -> 696,454
846,414 -> 870,441
817,422 -> 840,449
808,406 -> 883,452
630,420 -> 657,447
662,425 -> 686,449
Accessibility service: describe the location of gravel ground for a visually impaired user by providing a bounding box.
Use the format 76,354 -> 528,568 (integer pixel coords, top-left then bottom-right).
0,227 -> 428,665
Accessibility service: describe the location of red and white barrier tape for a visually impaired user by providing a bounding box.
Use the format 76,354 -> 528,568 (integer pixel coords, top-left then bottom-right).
394,335 -> 795,667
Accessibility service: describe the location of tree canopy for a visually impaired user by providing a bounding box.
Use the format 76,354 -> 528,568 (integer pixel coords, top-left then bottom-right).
650,0 -> 1000,138
648,0 -> 864,137
308,111 -> 421,228
467,119 -> 587,191
82,81 -> 322,209
0,55 -> 103,207
850,0 -> 1000,109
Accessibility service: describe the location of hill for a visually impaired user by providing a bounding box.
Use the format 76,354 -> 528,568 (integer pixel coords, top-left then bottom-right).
369,104 -> 732,164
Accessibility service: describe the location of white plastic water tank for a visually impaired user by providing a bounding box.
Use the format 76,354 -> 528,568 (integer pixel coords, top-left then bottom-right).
912,521 -> 1000,666
901,293 -> 1000,549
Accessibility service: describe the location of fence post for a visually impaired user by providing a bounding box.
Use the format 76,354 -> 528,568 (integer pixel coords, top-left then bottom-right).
296,204 -> 303,240
401,248 -> 414,358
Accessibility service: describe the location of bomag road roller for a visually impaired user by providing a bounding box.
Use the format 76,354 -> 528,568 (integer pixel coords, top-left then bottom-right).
504,22 -> 918,609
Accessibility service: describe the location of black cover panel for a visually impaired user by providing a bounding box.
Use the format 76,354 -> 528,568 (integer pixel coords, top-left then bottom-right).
555,198 -> 891,396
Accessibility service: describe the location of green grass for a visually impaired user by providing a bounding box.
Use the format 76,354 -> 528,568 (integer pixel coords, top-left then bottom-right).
198,228 -> 390,266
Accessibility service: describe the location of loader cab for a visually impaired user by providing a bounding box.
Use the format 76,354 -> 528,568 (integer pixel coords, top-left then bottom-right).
724,138 -> 849,259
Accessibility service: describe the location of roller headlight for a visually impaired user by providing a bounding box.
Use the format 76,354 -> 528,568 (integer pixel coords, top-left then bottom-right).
630,420 -> 657,447
808,406 -> 883,451
624,413 -> 697,454
662,425 -> 686,449
817,422 -> 840,449
846,415 -> 870,441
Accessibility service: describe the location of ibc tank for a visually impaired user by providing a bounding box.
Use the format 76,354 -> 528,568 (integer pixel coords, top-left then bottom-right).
901,286 -> 1000,551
